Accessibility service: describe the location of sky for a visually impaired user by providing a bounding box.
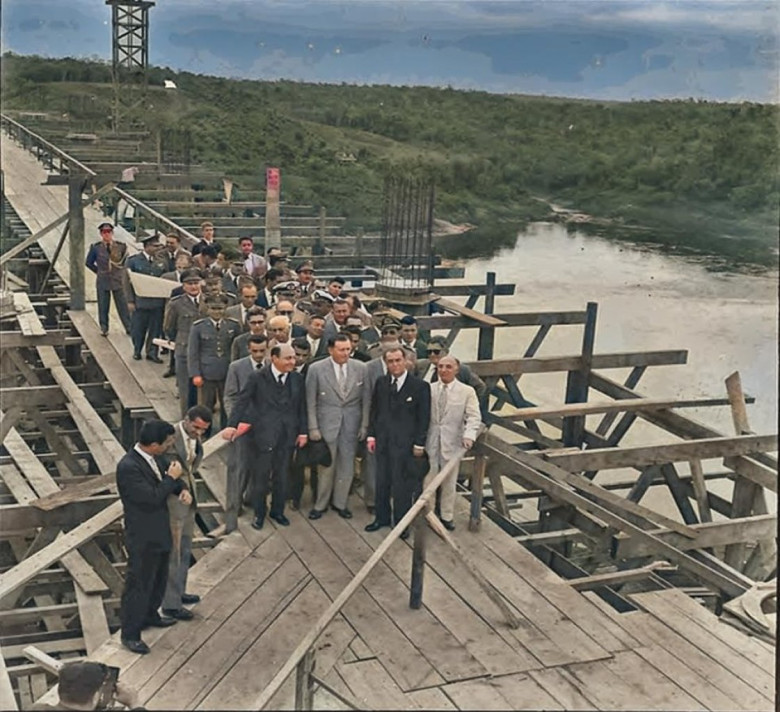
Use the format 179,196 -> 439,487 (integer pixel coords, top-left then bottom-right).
2,1 -> 778,101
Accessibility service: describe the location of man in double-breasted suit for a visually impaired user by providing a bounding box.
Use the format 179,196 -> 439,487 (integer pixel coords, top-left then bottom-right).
365,346 -> 431,537
222,343 -> 308,529
116,420 -> 184,655
426,356 -> 482,530
161,406 -> 211,618
218,335 -> 268,534
306,334 -> 370,520
126,234 -> 167,362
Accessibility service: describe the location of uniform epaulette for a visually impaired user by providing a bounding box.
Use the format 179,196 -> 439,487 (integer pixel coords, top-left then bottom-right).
224,317 -> 240,324
169,293 -> 185,301
192,317 -> 207,325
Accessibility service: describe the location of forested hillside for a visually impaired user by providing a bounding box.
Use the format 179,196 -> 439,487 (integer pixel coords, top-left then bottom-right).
2,54 -> 778,266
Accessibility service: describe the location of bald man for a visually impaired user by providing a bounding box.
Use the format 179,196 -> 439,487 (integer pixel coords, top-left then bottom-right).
223,343 -> 308,529
424,356 -> 482,530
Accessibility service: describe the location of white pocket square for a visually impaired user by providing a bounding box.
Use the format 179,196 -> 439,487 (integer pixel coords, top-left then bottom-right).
406,396 -> 413,402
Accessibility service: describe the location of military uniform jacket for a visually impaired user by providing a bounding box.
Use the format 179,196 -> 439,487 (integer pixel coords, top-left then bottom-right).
85,240 -> 128,291
125,253 -> 166,310
164,294 -> 206,352
187,317 -> 241,381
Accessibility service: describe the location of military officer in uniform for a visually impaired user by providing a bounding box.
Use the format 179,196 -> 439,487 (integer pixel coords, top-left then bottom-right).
85,222 -> 132,336
126,234 -> 166,362
188,294 -> 241,428
164,270 -> 206,416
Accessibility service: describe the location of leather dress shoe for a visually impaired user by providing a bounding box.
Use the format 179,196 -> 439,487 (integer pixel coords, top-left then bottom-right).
400,528 -> 410,541
145,615 -> 177,628
163,608 -> 194,620
308,509 -> 324,520
162,369 -> 175,378
132,353 -> 142,361
331,505 -> 352,519
122,638 -> 150,655
441,519 -> 456,531
270,513 -> 290,526
181,593 -> 201,604
364,520 -> 388,532
251,517 -> 264,530
146,354 -> 164,364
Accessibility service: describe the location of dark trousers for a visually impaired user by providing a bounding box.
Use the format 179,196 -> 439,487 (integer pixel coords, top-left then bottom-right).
120,544 -> 169,640
175,355 -> 197,417
225,439 -> 251,532
249,442 -> 293,521
290,461 -> 318,508
375,451 -> 419,527
97,288 -> 132,334
201,379 -> 227,429
131,307 -> 163,358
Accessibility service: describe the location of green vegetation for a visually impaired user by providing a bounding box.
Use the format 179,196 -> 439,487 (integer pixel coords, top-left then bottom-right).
2,53 -> 778,267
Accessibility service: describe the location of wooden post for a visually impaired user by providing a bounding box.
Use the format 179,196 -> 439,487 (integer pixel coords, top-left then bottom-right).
409,510 -> 427,609
68,175 -> 86,310
355,227 -> 364,260
469,455 -> 488,531
476,271 -> 496,360
486,462 -> 509,518
562,301 -> 597,447
294,649 -> 315,711
318,206 -> 326,246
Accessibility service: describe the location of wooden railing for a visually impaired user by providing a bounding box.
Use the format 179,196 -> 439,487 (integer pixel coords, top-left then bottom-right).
252,431 -> 517,710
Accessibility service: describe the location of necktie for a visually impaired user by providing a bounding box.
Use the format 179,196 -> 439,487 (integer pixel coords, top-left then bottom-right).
148,456 -> 162,480
431,371 -> 439,383
256,363 -> 263,371
338,364 -> 347,394
391,377 -> 398,394
278,373 -> 285,385
215,321 -> 221,332
438,383 -> 448,420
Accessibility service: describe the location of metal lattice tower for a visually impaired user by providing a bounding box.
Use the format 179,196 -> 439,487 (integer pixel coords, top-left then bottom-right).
106,0 -> 155,131
376,175 -> 436,305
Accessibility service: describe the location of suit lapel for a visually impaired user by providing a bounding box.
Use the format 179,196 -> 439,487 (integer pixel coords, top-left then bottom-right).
132,449 -> 159,483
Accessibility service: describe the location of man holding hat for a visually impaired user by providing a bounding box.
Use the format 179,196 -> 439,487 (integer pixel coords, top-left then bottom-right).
85,222 -> 132,336
126,233 -> 166,362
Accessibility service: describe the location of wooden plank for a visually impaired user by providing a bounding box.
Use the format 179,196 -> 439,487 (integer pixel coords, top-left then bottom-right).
0,644 -> 19,712
612,514 -> 777,560
619,609 -> 772,710
544,434 -> 777,475
723,455 -> 778,492
569,563 -> 674,590
74,582 -> 111,655
0,331 -> 71,348
438,678 -> 514,710
314,511 -> 488,684
489,672 -> 564,710
469,350 -> 688,378
632,591 -> 775,698
406,686 -> 456,710
336,659 -> 416,711
0,501 -> 122,604
0,407 -> 22,442
271,511 -> 445,693
507,395 -> 745,420
525,667 -> 601,710
0,387 -> 67,410
688,459 -> 713,523
432,296 -> 507,326
0,497 -> 117,535
29,474 -> 116,511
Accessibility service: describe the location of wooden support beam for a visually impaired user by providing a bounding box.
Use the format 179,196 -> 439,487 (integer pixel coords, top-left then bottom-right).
659,463 -> 699,525
30,474 -> 116,511
562,301 -> 597,448
74,583 -> 111,656
0,331 -> 72,349
0,387 -> 67,410
469,455 -> 487,532
612,514 -> 777,560
0,406 -> 23,443
0,644 -> 18,711
476,432 -> 748,598
469,349 -> 687,378
0,497 -> 117,535
21,647 -> 63,676
0,501 -> 122,605
416,309 -> 586,331
433,294 -> 506,327
568,562 -> 675,590
544,434 -> 777,477
505,396 -> 752,421
687,459 -> 712,523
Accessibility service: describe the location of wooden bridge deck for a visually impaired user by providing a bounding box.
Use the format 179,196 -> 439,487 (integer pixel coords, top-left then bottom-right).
2,122 -> 776,711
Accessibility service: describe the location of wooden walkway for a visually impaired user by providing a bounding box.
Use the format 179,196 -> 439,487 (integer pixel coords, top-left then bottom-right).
2,121 -> 776,711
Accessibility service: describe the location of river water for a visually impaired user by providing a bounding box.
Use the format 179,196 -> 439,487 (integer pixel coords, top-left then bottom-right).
448,222 -> 778,516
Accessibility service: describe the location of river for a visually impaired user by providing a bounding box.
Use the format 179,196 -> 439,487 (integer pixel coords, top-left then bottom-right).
449,222 -> 778,516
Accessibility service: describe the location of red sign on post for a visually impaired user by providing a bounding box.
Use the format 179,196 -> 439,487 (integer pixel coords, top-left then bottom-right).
266,167 -> 280,192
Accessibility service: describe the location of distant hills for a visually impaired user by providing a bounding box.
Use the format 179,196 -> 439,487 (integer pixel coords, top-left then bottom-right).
2,0 -> 778,102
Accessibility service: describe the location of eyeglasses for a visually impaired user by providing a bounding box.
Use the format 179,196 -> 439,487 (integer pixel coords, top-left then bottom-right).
427,349 -> 442,355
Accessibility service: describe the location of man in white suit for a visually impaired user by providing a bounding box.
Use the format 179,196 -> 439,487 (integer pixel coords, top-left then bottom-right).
216,335 -> 268,534
425,356 -> 482,530
306,334 -> 370,520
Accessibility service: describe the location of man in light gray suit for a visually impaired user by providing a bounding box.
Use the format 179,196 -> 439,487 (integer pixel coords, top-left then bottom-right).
425,356 -> 482,530
306,334 -> 370,520
216,334 -> 268,534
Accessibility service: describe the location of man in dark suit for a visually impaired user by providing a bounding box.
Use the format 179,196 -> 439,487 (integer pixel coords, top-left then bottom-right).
365,346 -> 431,539
116,419 -> 184,655
222,343 -> 308,529
161,406 -> 211,620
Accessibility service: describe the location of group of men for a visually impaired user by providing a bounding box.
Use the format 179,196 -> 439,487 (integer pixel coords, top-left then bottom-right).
107,220 -> 486,655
